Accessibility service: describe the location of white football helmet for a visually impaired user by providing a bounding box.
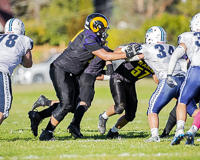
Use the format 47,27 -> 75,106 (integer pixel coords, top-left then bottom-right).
4,18 -> 25,35
145,26 -> 167,44
190,13 -> 200,32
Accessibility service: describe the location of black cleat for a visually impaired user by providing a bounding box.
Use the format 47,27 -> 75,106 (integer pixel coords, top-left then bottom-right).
67,124 -> 83,139
39,130 -> 55,141
160,129 -> 169,138
98,112 -> 108,134
107,129 -> 122,140
185,132 -> 195,145
32,95 -> 51,111
28,111 -> 42,137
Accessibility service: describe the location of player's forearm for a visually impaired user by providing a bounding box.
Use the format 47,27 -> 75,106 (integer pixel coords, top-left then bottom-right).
168,45 -> 186,75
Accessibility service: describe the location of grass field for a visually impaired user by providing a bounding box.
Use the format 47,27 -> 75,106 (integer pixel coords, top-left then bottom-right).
0,78 -> 200,160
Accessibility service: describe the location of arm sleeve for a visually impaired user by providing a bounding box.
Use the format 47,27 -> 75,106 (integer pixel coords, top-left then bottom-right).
105,64 -> 114,75
167,45 -> 186,75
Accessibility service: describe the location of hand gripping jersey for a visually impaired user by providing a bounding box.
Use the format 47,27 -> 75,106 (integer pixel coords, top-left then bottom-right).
178,32 -> 200,67
138,43 -> 186,81
54,29 -> 104,76
112,60 -> 154,83
0,34 -> 33,75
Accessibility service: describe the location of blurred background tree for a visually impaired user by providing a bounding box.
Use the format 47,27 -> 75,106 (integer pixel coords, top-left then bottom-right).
7,0 -> 200,48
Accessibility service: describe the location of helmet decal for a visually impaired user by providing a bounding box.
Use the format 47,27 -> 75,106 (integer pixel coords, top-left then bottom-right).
157,26 -> 165,41
85,13 -> 109,42
90,16 -> 108,32
9,18 -> 15,31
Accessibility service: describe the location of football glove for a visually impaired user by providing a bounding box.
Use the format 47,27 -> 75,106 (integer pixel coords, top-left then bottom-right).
166,75 -> 178,88
125,43 -> 141,58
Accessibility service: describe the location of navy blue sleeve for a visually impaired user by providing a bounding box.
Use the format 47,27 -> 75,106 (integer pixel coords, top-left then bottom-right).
83,30 -> 103,52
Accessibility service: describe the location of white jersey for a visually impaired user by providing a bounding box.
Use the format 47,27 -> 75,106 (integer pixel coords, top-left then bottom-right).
0,34 -> 33,75
178,32 -> 200,67
138,43 -> 186,81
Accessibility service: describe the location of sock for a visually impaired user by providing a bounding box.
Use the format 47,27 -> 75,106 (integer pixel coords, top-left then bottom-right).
111,126 -> 119,133
38,103 -> 58,119
151,128 -> 159,137
71,105 -> 87,127
102,112 -> 109,119
165,106 -> 177,133
45,120 -> 56,131
177,120 -> 185,129
187,125 -> 198,135
192,111 -> 200,129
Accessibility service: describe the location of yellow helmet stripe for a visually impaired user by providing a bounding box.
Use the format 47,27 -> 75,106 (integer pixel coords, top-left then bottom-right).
90,17 -> 108,32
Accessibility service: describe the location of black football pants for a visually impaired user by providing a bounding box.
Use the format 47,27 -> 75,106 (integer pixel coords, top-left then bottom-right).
110,77 -> 138,121
49,63 -> 79,122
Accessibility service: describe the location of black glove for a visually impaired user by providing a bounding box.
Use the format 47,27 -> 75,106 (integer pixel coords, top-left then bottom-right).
125,43 -> 141,58
134,44 -> 141,52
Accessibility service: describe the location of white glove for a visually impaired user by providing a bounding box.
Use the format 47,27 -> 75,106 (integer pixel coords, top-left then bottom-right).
166,75 -> 178,88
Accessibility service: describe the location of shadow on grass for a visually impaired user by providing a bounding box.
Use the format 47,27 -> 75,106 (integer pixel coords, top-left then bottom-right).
56,129 -> 152,140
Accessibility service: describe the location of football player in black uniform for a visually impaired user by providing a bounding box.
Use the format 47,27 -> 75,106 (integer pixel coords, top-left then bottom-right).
98,49 -> 155,139
29,38 -> 117,139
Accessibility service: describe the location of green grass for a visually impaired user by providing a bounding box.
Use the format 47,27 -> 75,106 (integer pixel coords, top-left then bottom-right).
0,78 -> 200,160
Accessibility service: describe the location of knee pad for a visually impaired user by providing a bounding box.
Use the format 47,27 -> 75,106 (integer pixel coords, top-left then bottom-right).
79,87 -> 95,107
125,114 -> 135,122
52,103 -> 69,122
114,103 -> 125,114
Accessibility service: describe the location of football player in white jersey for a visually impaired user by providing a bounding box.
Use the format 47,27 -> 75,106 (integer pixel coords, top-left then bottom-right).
167,13 -> 200,145
0,18 -> 33,125
126,26 -> 198,142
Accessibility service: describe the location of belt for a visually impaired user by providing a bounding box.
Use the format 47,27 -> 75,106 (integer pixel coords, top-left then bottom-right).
174,73 -> 184,77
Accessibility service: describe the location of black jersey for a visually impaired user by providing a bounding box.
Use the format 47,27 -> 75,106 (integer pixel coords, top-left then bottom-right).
112,60 -> 154,83
83,56 -> 105,77
53,29 -> 104,76
83,45 -> 114,77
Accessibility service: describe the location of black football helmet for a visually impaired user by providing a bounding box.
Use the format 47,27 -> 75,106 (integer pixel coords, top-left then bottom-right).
85,13 -> 109,42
